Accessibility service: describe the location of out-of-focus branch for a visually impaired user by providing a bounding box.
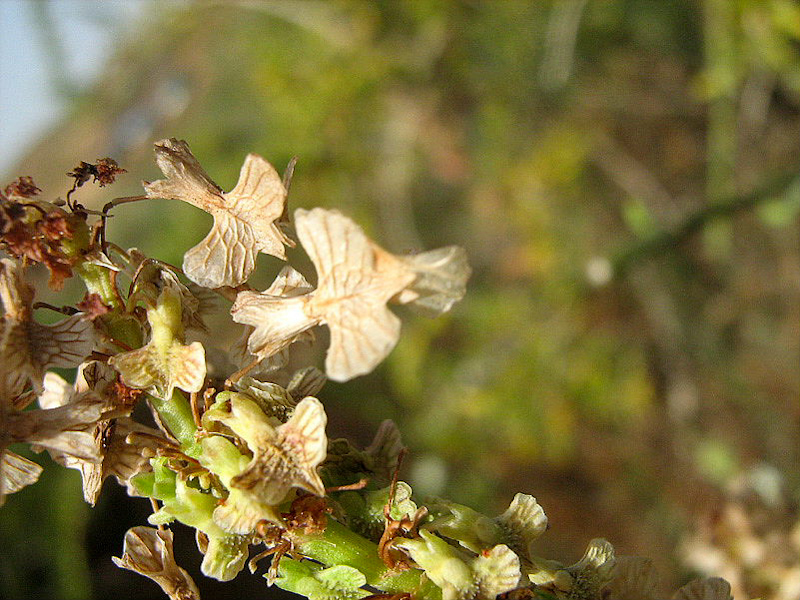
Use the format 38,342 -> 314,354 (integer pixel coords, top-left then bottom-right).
610,169 -> 799,278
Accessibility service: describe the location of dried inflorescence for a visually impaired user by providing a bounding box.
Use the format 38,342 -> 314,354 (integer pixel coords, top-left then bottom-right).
0,140 -> 738,600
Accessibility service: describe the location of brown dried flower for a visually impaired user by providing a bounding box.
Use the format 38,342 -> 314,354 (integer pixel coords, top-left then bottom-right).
76,293 -> 112,320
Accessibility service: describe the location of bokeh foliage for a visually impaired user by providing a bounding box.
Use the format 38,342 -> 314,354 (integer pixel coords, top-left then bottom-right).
2,1 -> 798,599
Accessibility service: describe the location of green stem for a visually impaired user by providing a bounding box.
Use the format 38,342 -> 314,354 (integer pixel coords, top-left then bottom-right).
293,518 -> 426,595
703,0 -> 738,256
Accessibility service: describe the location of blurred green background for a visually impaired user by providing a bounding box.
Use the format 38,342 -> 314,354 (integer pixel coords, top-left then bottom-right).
1,1 -> 798,599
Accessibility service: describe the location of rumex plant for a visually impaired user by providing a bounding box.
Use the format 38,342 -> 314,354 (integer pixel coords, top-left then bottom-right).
0,140 -> 735,600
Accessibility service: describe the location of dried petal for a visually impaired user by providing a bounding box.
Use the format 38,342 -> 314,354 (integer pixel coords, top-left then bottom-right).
112,526 -> 200,600
144,138 -> 292,288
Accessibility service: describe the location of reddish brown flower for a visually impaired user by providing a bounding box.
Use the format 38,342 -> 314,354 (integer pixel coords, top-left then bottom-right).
67,158 -> 126,189
4,176 -> 41,199
76,293 -> 111,320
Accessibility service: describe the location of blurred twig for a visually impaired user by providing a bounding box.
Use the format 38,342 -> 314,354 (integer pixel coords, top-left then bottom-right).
611,169 -> 799,277
538,0 -> 588,91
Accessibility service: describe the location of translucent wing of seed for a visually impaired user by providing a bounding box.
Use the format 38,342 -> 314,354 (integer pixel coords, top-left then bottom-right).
296,208 -> 416,381
109,341 -> 206,399
605,556 -> 658,600
1,316 -> 94,397
28,315 -> 95,378
287,366 -> 326,401
145,140 -> 292,288
395,245 -> 471,316
673,578 -> 733,600
1,450 -> 43,499
0,321 -> 31,398
364,419 -> 404,482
